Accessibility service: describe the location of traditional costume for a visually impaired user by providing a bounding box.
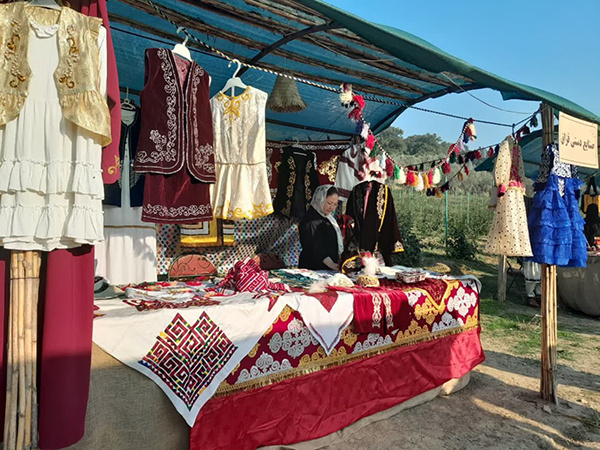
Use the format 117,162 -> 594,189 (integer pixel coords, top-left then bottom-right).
134,48 -> 215,224
485,136 -> 532,256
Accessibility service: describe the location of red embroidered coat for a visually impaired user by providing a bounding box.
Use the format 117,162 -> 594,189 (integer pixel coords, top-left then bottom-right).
134,48 -> 215,183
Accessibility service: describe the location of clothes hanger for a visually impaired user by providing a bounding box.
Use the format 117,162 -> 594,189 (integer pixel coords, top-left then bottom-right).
121,87 -> 137,111
221,59 -> 247,97
27,0 -> 62,10
172,27 -> 192,62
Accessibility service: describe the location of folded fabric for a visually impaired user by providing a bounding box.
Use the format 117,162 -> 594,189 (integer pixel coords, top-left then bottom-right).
215,258 -> 290,293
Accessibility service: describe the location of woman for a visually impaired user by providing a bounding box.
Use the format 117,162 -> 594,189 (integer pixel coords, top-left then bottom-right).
298,185 -> 343,270
584,203 -> 600,247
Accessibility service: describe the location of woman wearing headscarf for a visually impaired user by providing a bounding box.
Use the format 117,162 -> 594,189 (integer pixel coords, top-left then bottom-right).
584,203 -> 600,247
298,185 -> 343,270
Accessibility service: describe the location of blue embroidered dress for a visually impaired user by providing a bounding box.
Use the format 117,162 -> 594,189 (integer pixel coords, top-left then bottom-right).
528,143 -> 587,267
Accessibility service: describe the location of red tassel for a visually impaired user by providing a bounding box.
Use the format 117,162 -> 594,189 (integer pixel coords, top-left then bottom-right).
366,134 -> 375,150
352,94 -> 366,110
474,150 -> 482,160
464,165 -> 470,175
385,157 -> 394,177
453,144 -> 460,155
442,162 -> 451,174
348,107 -> 362,121
488,147 -> 494,158
406,171 -> 415,186
428,170 -> 434,185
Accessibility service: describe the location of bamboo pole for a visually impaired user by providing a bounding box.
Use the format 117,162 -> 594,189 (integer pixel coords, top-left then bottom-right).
497,255 -> 507,302
540,103 -> 559,403
4,251 -> 42,450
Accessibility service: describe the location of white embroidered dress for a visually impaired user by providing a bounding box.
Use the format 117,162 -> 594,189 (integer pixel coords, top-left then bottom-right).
211,86 -> 273,220
0,13 -> 107,251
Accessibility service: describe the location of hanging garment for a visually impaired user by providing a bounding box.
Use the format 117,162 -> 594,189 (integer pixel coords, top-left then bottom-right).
0,246 -> 95,449
134,49 -> 215,224
104,105 -> 144,207
75,0 -> 123,184
0,6 -> 109,251
344,181 -> 403,265
273,147 -> 320,219
95,108 -> 157,285
485,136 -> 532,256
211,87 -> 273,220
335,138 -> 367,201
528,143 -> 587,267
180,218 -> 236,248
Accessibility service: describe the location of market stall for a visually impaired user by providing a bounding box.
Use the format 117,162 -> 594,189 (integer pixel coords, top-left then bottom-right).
0,0 -> 599,449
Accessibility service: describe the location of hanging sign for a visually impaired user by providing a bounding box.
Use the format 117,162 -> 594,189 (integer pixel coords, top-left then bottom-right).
558,112 -> 598,168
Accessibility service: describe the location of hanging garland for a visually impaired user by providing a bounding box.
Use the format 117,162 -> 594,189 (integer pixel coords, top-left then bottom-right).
339,83 -> 534,196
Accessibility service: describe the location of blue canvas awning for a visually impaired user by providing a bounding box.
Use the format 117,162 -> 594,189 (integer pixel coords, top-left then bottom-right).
108,0 -> 600,143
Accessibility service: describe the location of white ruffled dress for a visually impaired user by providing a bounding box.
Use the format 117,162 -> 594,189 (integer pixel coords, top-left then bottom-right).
0,18 -> 107,251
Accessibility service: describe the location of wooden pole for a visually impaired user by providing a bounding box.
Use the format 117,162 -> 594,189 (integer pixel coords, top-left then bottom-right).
540,103 -> 559,404
497,255 -> 507,301
4,251 -> 42,450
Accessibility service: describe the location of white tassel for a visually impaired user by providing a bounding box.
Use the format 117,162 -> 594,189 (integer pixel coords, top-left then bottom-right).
415,173 -> 424,191
361,122 -> 370,141
432,167 -> 442,185
397,167 -> 407,185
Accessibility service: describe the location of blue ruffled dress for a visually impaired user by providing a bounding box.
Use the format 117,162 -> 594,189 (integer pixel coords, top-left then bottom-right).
528,144 -> 587,267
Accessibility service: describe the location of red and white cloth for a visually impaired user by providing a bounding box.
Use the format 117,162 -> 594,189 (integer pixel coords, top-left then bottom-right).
214,257 -> 291,293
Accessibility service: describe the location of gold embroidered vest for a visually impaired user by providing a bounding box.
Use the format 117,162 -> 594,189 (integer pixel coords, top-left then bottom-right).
0,3 -> 111,146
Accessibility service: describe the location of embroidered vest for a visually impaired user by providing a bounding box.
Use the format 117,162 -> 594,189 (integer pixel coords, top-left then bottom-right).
134,48 -> 216,183
0,3 -> 111,146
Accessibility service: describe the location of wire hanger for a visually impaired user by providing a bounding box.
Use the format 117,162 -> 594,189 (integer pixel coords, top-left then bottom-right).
172,26 -> 192,61
221,59 -> 247,97
27,0 -> 62,10
121,87 -> 137,111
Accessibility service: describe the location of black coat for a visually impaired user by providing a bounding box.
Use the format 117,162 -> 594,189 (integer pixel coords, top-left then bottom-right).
298,206 -> 339,270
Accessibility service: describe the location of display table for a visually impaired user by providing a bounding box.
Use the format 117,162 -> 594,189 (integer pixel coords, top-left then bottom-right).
557,253 -> 600,317
78,271 -> 484,450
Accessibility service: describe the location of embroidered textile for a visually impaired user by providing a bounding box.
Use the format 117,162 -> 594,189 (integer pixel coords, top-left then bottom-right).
211,87 -> 273,220
335,139 -> 368,200
343,181 -> 403,266
180,218 -> 236,248
272,147 -> 320,219
214,258 -> 291,293
0,3 -> 111,146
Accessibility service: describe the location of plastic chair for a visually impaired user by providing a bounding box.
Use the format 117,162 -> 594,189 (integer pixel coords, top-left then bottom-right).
506,257 -> 525,301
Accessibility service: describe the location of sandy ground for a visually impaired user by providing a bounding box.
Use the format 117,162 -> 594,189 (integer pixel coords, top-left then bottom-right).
324,254 -> 600,450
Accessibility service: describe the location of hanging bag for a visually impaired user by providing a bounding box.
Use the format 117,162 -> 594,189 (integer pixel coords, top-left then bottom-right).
582,178 -> 600,213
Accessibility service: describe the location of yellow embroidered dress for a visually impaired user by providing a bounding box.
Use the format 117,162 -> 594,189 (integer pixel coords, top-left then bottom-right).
210,86 -> 274,220
0,7 -> 108,250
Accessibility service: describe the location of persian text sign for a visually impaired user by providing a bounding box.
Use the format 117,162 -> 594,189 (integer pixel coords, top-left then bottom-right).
558,112 -> 598,169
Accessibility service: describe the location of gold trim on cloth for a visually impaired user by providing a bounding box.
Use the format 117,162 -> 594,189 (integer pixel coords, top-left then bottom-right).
213,201 -> 274,221
215,320 -> 481,397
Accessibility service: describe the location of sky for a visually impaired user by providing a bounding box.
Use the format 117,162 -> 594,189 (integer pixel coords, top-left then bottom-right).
326,0 -> 600,148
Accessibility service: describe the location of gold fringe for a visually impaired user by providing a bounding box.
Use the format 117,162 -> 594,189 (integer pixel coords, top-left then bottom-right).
215,321 -> 481,397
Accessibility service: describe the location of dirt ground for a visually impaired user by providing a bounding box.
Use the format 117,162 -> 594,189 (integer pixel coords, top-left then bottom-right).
326,253 -> 600,449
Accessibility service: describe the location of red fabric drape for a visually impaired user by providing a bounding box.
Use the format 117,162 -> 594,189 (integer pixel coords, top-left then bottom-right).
191,328 -> 485,450
73,0 -> 122,184
0,247 -> 95,450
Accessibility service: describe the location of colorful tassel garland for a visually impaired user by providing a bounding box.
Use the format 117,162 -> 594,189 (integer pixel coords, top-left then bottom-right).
474,150 -> 482,159
406,170 -> 415,186
450,153 -> 457,164
426,188 -> 433,197
428,170 -> 434,185
466,159 -> 474,173
464,164 -> 470,176
355,119 -> 365,134
393,164 -> 400,180
442,162 -> 451,174
348,107 -> 362,121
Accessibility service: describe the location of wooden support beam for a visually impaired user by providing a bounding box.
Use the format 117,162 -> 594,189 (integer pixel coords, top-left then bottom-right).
540,103 -> 558,404
497,255 -> 507,302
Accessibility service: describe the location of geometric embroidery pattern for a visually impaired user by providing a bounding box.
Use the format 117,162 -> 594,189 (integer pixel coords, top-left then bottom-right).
139,312 -> 237,410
